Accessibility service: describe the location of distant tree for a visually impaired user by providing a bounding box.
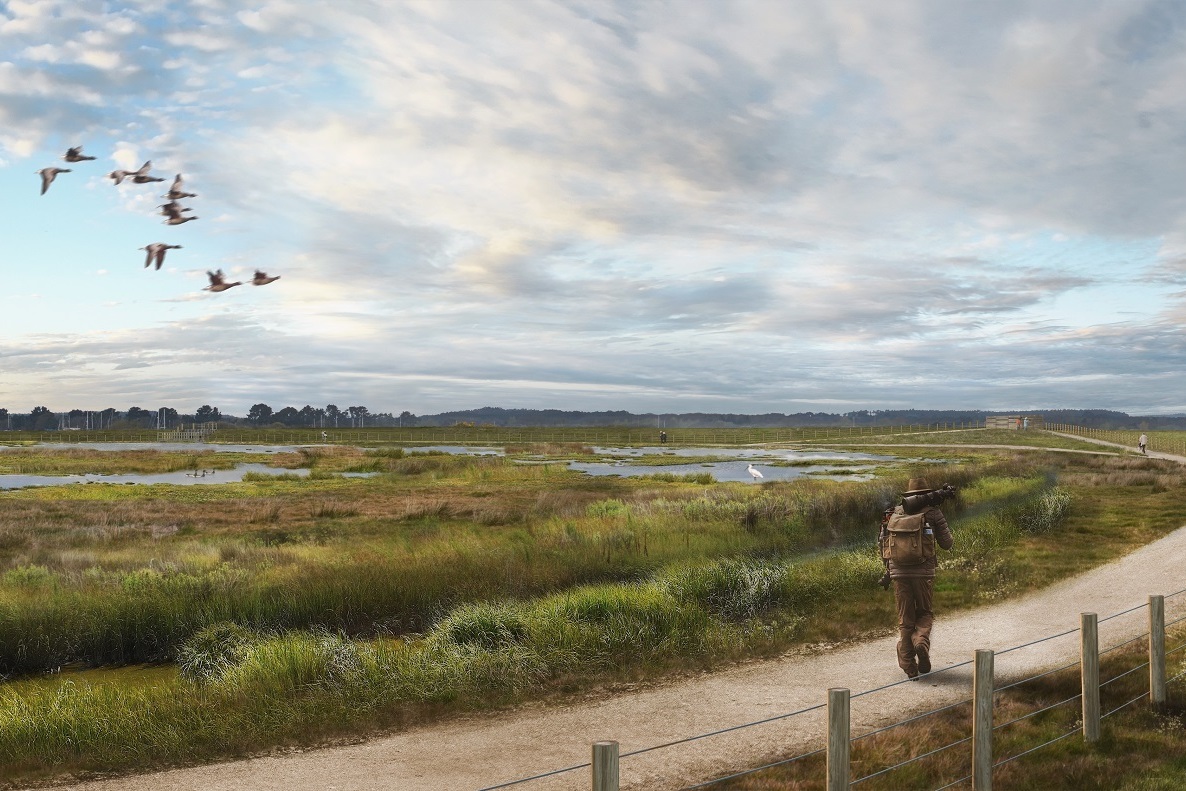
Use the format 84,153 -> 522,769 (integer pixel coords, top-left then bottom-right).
298,405 -> 320,426
124,407 -> 153,428
195,405 -> 222,424
325,404 -> 341,428
0,408 -> 8,430
399,411 -> 415,427
29,406 -> 55,430
347,406 -> 370,427
274,406 -> 301,425
248,403 -> 274,424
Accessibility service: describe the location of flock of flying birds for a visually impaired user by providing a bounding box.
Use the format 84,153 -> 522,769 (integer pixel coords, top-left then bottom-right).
37,145 -> 280,293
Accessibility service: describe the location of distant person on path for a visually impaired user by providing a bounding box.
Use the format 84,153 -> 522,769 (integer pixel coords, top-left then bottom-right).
322,431 -> 328,442
659,430 -> 667,444
1022,416 -> 1029,430
879,478 -> 955,679
1139,434 -> 1148,455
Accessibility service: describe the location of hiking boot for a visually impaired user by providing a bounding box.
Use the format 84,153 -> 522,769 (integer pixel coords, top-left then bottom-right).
904,667 -> 919,680
916,646 -> 931,675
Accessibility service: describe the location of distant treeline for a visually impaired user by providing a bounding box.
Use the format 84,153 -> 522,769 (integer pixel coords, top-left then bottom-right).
409,406 -> 1186,429
1,404 -> 1182,431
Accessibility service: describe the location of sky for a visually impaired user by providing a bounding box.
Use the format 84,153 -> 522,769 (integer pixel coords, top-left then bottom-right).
2,0 -> 1186,417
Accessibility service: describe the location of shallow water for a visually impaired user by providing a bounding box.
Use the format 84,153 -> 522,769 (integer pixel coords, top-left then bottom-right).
568,459 -> 878,483
567,447 -> 893,482
0,442 -> 305,454
0,464 -> 376,490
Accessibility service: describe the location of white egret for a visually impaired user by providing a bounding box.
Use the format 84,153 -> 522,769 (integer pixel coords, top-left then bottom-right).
746,463 -> 763,482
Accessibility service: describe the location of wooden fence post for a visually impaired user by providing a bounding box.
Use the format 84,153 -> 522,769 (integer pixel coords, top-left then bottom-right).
972,649 -> 994,790
1150,595 -> 1167,711
1081,613 -> 1100,743
592,740 -> 619,791
827,688 -> 850,791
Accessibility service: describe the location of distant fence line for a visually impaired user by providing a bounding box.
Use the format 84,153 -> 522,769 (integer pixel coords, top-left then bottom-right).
1049,424 -> 1186,457
479,591 -> 1186,791
0,422 -> 987,447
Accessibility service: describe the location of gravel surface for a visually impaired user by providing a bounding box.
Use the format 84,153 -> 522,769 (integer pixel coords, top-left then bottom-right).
39,438 -> 1186,791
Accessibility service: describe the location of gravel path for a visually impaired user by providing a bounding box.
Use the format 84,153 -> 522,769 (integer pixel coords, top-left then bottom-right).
41,436 -> 1186,791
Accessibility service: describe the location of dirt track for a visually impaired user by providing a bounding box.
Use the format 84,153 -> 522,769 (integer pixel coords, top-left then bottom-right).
41,438 -> 1186,791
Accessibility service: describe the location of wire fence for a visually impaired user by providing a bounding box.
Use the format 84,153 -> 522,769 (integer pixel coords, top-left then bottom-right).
477,590 -> 1186,791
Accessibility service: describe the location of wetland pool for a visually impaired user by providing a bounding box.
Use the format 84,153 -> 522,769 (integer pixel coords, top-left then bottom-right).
0,464 -> 376,490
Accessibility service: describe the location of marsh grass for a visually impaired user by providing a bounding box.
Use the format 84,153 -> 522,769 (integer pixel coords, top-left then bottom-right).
0,449 -> 247,475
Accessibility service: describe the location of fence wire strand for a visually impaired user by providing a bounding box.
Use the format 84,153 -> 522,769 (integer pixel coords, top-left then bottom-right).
993,693 -> 1081,732
931,773 -> 973,791
851,698 -> 972,743
620,702 -> 826,759
1167,613 -> 1186,629
850,736 -> 972,786
1100,601 -> 1150,623
1102,691 -> 1151,720
1166,640 -> 1186,658
996,626 -> 1080,656
1101,632 -> 1149,655
1100,661 -> 1150,689
680,747 -> 826,790
995,660 -> 1078,693
475,761 -> 589,791
992,723 -> 1081,769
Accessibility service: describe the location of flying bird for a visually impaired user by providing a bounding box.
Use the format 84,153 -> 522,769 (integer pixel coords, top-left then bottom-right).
204,270 -> 242,292
37,167 -> 71,194
162,174 -> 196,200
158,201 -> 193,220
746,463 -> 764,482
63,146 -> 96,162
252,270 -> 281,286
108,169 -> 132,185
130,161 -> 164,184
164,214 -> 199,225
140,243 -> 182,270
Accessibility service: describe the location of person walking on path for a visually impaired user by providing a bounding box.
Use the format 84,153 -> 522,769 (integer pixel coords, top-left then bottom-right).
1139,434 -> 1149,454
879,478 -> 954,679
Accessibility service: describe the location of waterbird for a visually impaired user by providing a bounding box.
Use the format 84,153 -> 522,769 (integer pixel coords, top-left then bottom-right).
63,146 -> 96,162
158,201 -> 192,220
162,174 -> 196,200
746,463 -> 763,482
37,167 -> 71,194
108,169 -> 132,185
252,270 -> 281,286
130,160 -> 164,183
164,215 -> 199,225
140,243 -> 182,270
204,269 -> 241,292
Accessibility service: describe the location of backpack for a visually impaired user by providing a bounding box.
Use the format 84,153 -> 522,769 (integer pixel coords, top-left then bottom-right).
880,506 -> 934,566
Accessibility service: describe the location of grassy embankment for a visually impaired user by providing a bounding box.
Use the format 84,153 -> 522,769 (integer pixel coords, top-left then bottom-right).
0,444 -> 1183,784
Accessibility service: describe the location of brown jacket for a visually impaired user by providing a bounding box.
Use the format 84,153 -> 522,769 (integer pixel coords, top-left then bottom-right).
881,505 -> 953,579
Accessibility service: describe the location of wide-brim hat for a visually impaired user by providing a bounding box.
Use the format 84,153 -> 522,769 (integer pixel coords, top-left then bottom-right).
903,478 -> 933,495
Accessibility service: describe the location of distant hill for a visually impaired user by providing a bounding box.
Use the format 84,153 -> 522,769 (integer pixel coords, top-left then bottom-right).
408,406 -> 1186,430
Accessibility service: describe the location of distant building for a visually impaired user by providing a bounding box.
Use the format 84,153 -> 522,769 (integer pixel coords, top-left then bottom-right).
986,414 -> 1043,430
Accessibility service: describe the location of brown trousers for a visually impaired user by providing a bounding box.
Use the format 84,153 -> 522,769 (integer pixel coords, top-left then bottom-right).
892,577 -> 934,674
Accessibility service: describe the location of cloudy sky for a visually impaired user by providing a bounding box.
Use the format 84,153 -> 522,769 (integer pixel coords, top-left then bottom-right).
2,0 -> 1186,416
